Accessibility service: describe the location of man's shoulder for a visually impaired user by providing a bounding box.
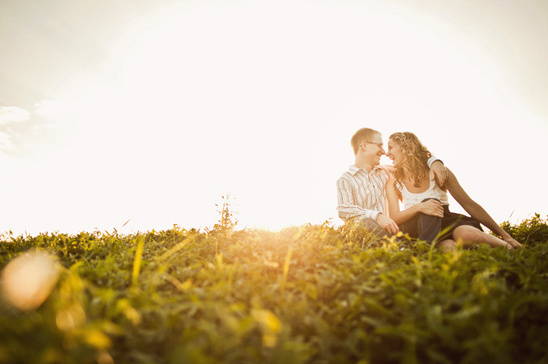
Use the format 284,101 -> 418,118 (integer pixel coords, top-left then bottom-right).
336,168 -> 359,188
377,164 -> 394,175
337,165 -> 389,181
337,171 -> 353,183
337,166 -> 358,179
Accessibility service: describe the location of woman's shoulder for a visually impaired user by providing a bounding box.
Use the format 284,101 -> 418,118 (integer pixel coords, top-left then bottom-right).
386,174 -> 404,192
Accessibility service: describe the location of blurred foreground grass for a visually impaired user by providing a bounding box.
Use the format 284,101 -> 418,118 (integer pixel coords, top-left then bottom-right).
1,214 -> 548,364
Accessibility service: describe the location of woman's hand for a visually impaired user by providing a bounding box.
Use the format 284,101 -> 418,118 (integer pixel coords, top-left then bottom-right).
419,199 -> 444,217
503,236 -> 523,249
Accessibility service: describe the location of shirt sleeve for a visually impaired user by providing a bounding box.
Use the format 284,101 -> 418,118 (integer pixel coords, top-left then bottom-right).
336,177 -> 381,222
427,156 -> 442,168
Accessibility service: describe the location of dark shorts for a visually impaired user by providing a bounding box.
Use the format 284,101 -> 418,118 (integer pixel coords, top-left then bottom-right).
400,199 -> 483,244
439,205 -> 483,241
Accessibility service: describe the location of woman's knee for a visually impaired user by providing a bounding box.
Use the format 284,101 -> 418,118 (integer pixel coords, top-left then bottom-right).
453,225 -> 482,242
438,239 -> 456,252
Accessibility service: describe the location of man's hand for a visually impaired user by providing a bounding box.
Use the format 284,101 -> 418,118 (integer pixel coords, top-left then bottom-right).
419,199 -> 444,217
376,213 -> 399,235
431,160 -> 449,187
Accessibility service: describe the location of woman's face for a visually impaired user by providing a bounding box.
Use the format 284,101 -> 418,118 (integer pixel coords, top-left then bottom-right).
387,139 -> 403,168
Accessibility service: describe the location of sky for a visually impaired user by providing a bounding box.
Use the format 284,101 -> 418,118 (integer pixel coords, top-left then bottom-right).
1,0 -> 547,236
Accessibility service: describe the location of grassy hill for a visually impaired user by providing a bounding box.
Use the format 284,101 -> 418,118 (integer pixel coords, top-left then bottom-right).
1,214 -> 548,364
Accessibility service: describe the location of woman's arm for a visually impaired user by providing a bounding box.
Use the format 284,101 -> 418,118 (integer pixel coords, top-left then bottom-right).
445,168 -> 521,246
386,175 -> 443,225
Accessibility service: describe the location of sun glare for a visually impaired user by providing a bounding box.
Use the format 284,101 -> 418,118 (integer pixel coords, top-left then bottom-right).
1,0 -> 544,235
75,1 -> 521,231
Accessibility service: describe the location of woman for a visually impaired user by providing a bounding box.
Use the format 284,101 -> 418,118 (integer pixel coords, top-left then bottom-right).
385,132 -> 522,251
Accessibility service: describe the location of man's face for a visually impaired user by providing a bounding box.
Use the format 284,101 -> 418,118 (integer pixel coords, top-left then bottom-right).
362,133 -> 385,165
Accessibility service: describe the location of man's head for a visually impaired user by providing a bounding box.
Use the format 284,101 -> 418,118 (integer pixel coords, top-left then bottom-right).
351,127 -> 385,166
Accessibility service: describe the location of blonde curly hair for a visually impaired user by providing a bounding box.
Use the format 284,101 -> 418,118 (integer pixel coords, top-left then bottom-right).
389,132 -> 432,188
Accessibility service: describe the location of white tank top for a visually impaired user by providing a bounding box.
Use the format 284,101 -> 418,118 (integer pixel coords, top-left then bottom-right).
397,170 -> 449,209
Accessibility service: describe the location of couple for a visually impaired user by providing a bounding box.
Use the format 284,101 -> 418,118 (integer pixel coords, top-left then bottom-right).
336,127 -> 522,251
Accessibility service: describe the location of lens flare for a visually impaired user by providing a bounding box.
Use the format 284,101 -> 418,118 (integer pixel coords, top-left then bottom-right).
1,250 -> 61,310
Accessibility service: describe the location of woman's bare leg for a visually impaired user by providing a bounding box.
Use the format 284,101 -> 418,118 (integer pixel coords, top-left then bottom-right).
438,239 -> 457,252
453,225 -> 513,249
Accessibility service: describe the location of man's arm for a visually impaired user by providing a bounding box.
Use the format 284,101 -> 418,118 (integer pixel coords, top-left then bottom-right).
336,178 -> 380,221
337,177 -> 399,234
428,156 -> 449,186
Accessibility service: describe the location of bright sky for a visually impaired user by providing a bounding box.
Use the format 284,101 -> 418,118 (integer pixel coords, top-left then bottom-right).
1,0 -> 547,236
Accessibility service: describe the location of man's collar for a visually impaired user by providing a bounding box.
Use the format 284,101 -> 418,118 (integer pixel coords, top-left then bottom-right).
348,165 -> 382,175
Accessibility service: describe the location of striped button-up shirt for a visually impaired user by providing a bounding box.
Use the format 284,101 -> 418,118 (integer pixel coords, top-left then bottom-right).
336,165 -> 390,222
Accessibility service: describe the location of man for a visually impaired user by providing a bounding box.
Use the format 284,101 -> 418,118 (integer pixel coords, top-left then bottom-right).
336,127 -> 448,238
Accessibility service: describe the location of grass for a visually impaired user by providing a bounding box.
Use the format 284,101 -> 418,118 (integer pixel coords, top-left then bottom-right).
1,214 -> 548,364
